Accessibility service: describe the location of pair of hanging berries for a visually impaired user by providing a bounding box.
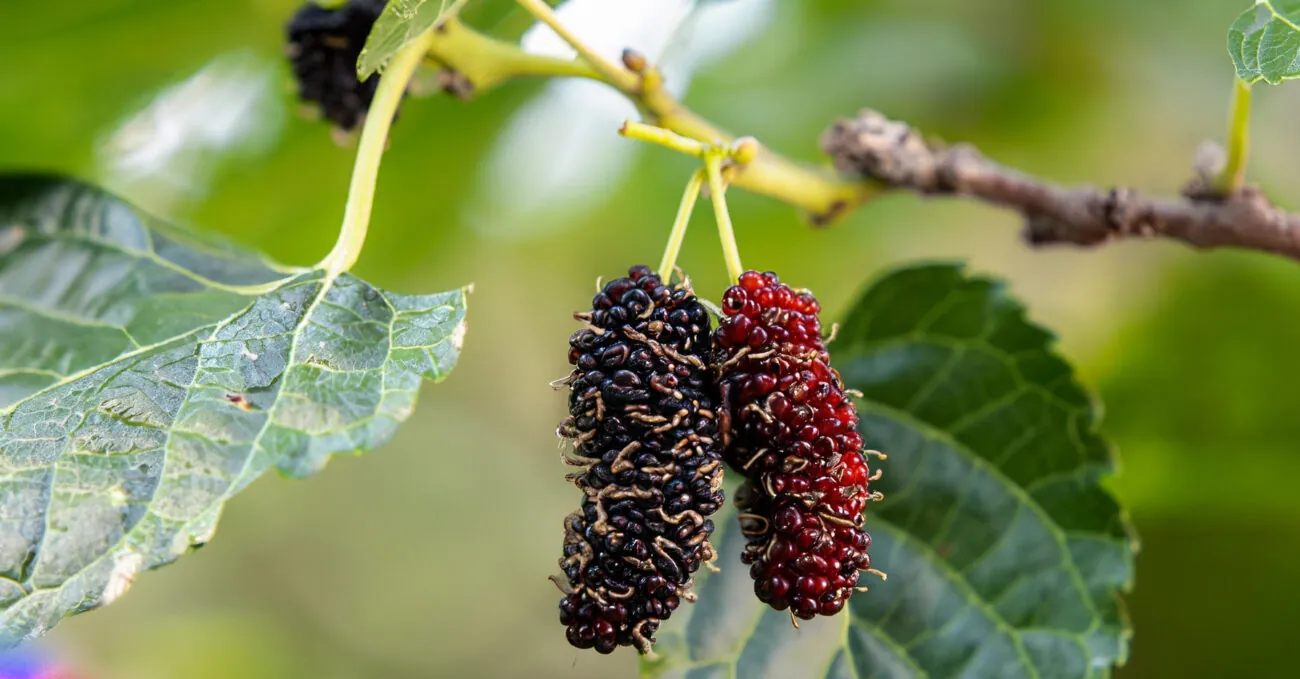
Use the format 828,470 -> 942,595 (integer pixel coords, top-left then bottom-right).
555,267 -> 882,655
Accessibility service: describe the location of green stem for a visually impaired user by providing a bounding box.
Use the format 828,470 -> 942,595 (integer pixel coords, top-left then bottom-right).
659,169 -> 706,279
424,16 -> 872,222
514,0 -> 637,90
706,153 -> 744,283
1217,78 -> 1252,195
319,29 -> 436,278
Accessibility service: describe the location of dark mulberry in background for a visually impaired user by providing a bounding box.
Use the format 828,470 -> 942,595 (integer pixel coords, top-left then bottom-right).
286,0 -> 387,131
555,266 -> 725,655
714,270 -> 879,621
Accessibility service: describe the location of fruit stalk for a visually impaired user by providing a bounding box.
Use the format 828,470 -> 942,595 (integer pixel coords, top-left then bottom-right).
706,153 -> 744,284
659,169 -> 706,279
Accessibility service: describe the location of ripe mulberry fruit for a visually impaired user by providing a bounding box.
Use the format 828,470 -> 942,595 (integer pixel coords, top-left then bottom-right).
286,0 -> 387,131
714,270 -> 882,621
555,266 -> 725,655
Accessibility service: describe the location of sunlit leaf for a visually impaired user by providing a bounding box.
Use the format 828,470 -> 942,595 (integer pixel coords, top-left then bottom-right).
645,264 -> 1135,679
0,175 -> 468,645
358,0 -> 458,78
1229,1 -> 1300,84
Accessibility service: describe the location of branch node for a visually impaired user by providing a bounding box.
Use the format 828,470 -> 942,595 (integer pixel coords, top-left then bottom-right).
823,108 -> 1300,261
621,48 -> 648,73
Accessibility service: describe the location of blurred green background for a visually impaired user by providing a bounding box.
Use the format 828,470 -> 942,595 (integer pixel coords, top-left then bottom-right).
3,0 -> 1299,677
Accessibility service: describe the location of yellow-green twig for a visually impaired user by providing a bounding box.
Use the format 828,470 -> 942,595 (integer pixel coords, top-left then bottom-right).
514,0 -> 637,90
424,8 -> 874,222
621,121 -> 710,159
426,17 -> 597,92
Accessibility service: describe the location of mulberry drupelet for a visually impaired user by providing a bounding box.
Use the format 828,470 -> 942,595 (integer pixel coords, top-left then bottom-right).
555,266 -> 725,654
286,0 -> 387,131
714,270 -> 883,621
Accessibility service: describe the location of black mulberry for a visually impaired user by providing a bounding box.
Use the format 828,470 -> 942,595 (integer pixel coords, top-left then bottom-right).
555,266 -> 724,654
286,0 -> 387,131
714,270 -> 881,620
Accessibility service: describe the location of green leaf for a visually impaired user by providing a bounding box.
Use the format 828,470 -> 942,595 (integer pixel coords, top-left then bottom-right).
645,264 -> 1135,679
358,0 -> 457,78
1229,1 -> 1300,84
0,175 -> 468,646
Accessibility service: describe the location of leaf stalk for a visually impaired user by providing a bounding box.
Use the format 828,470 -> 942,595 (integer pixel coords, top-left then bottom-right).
320,28 -> 436,278
1216,78 -> 1253,195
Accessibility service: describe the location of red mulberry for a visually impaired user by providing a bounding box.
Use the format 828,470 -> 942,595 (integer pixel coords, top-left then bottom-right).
286,0 -> 387,131
556,266 -> 724,654
714,270 -> 880,620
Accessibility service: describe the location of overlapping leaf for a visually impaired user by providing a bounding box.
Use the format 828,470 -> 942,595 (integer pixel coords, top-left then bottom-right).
1229,1 -> 1300,84
0,175 -> 467,646
357,0 -> 573,77
358,0 -> 458,78
645,264 -> 1135,679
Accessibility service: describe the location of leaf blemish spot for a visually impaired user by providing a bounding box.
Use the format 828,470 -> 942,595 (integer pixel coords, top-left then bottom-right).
102,551 -> 144,605
452,321 -> 467,352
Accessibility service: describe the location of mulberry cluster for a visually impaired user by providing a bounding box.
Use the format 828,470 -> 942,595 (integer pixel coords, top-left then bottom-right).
286,0 -> 386,131
714,270 -> 880,620
556,266 -> 725,654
